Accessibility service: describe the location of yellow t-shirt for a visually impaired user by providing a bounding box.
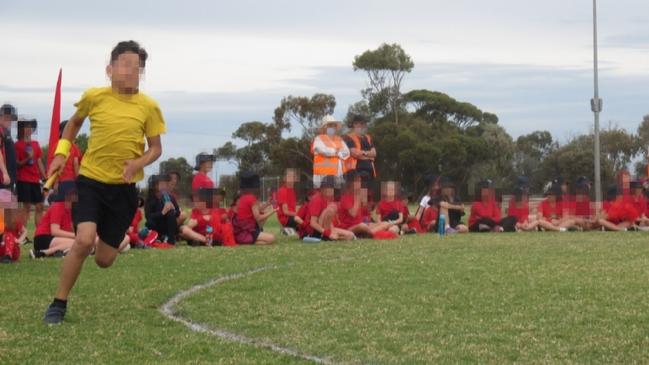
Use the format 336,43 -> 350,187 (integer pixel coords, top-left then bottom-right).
73,87 -> 166,184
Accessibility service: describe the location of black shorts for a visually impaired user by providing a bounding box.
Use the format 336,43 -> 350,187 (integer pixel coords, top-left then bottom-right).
16,181 -> 43,204
73,175 -> 137,248
284,216 -> 297,229
34,235 -> 54,252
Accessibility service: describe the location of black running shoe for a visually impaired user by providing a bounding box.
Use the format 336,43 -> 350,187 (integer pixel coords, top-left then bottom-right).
43,304 -> 66,325
1,255 -> 11,264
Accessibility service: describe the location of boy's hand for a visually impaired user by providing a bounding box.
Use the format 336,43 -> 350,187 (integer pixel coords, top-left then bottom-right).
47,155 -> 66,178
123,160 -> 140,183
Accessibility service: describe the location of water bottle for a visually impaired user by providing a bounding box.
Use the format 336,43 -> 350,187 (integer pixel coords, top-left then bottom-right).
438,214 -> 446,236
25,144 -> 33,165
162,191 -> 175,212
205,225 -> 214,246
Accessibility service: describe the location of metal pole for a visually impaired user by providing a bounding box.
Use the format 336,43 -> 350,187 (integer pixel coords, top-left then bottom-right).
591,0 -> 603,205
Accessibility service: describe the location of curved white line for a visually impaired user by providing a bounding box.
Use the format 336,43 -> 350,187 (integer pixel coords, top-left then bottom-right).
159,264 -> 342,365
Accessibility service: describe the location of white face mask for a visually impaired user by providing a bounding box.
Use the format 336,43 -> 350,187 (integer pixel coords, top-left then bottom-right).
326,127 -> 336,136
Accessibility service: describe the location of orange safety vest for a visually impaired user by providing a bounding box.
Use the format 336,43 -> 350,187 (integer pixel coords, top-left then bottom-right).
344,133 -> 377,177
312,134 -> 346,176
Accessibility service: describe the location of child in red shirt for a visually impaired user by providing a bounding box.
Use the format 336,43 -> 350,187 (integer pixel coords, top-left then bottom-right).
337,173 -> 395,238
277,169 -> 304,235
191,153 -> 215,192
598,170 -> 639,231
468,180 -> 516,232
232,172 -> 274,245
15,119 -> 46,227
32,190 -> 76,258
303,176 -> 355,241
506,186 -> 538,232
181,188 -> 236,246
376,181 -> 406,233
537,182 -> 578,232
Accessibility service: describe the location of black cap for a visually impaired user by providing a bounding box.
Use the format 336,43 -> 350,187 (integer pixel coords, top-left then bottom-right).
440,176 -> 454,188
516,176 -> 529,188
477,179 -> 493,190
0,104 -> 17,121
348,114 -> 368,127
17,117 -> 37,129
239,171 -> 260,190
194,153 -> 216,171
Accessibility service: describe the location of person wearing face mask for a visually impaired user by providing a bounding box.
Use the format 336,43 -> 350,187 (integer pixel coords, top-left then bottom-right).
311,115 -> 350,188
343,115 -> 376,186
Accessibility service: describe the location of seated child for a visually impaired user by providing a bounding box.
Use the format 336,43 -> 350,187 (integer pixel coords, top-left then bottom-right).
337,173 -> 396,238
232,172 -> 275,245
145,174 -> 181,244
277,168 -> 304,236
31,185 -> 77,258
537,182 -> 579,232
468,180 -> 517,232
302,176 -> 355,241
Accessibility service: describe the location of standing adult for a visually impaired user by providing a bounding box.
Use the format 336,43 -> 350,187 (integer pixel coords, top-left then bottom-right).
343,115 -> 376,185
311,115 -> 349,188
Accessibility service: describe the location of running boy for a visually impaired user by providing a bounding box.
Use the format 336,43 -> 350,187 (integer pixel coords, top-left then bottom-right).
43,41 -> 165,324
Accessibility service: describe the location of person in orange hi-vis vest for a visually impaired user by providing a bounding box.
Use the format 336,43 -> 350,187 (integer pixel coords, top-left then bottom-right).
343,114 -> 376,184
311,115 -> 350,188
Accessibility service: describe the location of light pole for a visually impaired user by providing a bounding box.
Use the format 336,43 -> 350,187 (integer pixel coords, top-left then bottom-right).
591,0 -> 603,205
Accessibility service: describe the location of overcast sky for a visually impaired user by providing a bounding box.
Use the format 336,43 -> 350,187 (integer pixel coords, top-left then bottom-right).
1,0 -> 648,180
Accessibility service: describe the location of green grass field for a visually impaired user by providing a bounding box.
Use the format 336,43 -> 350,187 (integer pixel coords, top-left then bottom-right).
3,217 -> 649,364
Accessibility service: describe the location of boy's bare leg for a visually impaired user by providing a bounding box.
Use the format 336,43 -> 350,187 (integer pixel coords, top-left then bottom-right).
54,222 -> 98,300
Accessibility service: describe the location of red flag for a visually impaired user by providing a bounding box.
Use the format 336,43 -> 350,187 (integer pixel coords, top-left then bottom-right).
47,69 -> 62,169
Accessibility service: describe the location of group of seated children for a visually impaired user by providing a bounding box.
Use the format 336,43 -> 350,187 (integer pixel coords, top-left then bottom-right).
10,165 -> 649,262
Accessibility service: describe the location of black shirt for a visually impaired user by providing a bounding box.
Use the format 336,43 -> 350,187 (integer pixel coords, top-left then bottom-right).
344,134 -> 374,173
2,128 -> 16,191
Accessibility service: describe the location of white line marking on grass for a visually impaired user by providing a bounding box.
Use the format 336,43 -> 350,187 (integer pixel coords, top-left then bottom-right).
159,264 -> 344,365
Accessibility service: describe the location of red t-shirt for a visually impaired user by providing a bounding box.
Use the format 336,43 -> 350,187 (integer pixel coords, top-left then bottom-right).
130,209 -> 142,230
191,208 -> 212,235
468,200 -> 501,227
34,202 -> 73,237
401,203 -> 411,221
573,197 -> 593,218
304,192 -> 332,235
277,186 -> 297,226
59,143 -> 81,182
421,206 -> 438,228
192,172 -> 214,192
377,199 -> 403,221
237,194 -> 257,222
539,199 -> 562,220
15,140 -> 42,183
337,193 -> 364,229
632,195 -> 646,217
507,198 -> 529,223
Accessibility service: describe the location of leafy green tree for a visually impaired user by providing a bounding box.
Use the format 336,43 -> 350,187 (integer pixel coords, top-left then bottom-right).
353,43 -> 414,124
403,90 -> 488,129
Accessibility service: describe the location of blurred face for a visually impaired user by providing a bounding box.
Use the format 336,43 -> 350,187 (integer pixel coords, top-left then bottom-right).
201,161 -> 213,173
382,182 -> 396,200
169,174 -> 178,190
20,126 -> 32,139
211,195 -> 223,208
107,52 -> 143,92
353,122 -> 366,135
322,187 -> 334,200
285,169 -> 298,187
0,115 -> 11,129
620,173 -> 630,189
481,188 -> 491,202
158,180 -> 169,193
